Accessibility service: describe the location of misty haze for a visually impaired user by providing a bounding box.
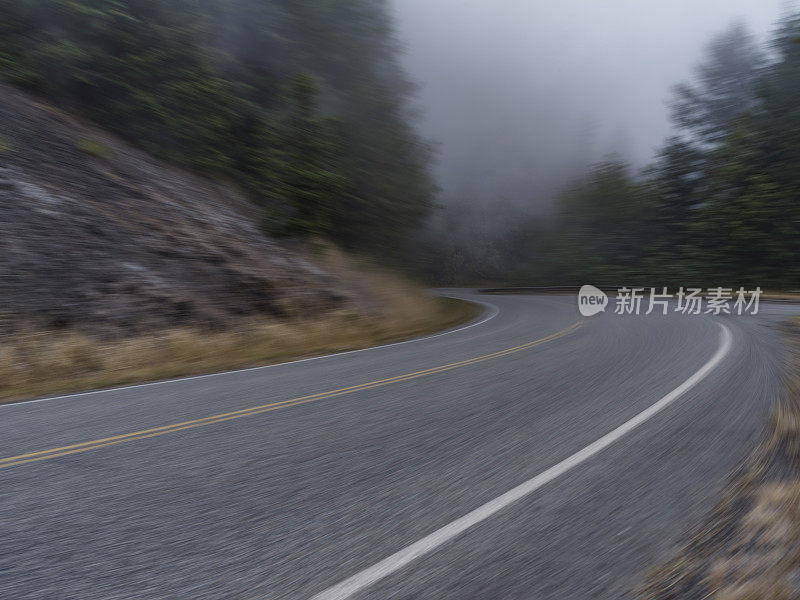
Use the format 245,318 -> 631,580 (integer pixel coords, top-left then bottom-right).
2,2 -> 800,599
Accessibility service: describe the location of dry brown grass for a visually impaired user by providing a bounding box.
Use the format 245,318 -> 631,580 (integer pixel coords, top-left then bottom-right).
0,256 -> 479,404
709,481 -> 800,599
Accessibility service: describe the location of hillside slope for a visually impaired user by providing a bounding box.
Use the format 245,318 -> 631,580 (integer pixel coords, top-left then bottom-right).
0,82 -> 351,336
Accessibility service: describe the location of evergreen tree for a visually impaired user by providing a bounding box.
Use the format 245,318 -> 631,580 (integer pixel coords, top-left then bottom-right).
670,21 -> 764,146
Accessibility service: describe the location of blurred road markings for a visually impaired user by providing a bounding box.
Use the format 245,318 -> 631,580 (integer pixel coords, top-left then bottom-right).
0,322 -> 581,470
311,323 -> 733,600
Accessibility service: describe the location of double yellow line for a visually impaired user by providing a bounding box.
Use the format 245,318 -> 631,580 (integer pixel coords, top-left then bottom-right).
0,321 -> 580,470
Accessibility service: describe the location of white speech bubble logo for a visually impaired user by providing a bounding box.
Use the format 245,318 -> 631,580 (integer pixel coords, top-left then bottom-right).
578,284 -> 608,316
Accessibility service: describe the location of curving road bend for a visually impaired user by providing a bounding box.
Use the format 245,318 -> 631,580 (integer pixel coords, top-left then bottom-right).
0,291 -> 795,599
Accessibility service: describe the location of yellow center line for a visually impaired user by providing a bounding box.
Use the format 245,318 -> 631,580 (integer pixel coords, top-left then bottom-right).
0,321 -> 581,470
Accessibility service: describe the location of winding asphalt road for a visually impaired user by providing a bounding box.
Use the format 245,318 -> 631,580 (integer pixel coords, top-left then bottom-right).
0,291 -> 796,599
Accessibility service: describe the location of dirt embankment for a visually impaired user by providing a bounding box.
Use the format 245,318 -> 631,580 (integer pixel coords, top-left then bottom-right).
0,82 -> 481,403
0,82 -> 358,337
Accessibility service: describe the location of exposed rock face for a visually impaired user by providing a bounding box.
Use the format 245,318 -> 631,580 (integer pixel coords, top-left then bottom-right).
0,83 -> 350,336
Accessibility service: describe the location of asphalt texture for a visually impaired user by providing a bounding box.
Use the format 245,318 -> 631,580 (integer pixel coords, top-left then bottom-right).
1,291 -> 796,599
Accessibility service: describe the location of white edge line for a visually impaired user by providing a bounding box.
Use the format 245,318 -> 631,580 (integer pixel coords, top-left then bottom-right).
2,294 -> 500,408
311,322 -> 733,600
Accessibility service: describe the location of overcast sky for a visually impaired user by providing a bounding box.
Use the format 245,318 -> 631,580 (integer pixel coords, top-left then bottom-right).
391,0 -> 786,211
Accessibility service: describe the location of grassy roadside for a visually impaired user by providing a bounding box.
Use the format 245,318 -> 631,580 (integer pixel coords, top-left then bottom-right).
638,318 -> 800,600
0,265 -> 480,405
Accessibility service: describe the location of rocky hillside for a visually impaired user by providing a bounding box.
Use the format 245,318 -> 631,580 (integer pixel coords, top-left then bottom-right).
0,82 -> 354,337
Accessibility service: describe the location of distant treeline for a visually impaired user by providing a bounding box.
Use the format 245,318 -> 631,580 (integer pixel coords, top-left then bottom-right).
416,15 -> 800,289
0,0 -> 435,250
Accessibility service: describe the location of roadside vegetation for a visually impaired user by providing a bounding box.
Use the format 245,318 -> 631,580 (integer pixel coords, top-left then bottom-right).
638,318 -> 800,599
76,138 -> 112,158
0,254 -> 479,404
